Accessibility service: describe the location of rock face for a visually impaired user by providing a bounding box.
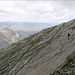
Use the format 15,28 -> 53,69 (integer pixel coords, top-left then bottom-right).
52,56 -> 75,75
0,19 -> 75,75
0,26 -> 25,49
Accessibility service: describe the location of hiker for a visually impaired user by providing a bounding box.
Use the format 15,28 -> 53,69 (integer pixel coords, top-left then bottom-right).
68,33 -> 70,40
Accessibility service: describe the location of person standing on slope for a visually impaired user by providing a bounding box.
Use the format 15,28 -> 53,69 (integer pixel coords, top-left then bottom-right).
68,33 -> 70,40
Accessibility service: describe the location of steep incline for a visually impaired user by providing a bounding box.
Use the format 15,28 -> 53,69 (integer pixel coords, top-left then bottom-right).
0,19 -> 75,75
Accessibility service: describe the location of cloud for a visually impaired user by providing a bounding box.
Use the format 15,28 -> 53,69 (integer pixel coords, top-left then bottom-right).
0,1 -> 75,23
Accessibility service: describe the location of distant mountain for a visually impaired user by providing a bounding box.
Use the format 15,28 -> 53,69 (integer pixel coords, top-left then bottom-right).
1,19 -> 75,75
0,22 -> 55,32
0,26 -> 26,49
16,30 -> 38,37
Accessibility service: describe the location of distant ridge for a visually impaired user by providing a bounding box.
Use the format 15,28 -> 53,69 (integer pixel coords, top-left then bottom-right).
0,26 -> 25,49
0,22 -> 54,32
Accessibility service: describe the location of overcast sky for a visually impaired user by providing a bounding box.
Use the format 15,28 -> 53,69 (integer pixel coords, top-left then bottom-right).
0,0 -> 75,23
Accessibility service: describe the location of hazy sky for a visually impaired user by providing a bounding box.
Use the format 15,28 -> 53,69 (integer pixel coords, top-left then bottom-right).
0,0 -> 75,23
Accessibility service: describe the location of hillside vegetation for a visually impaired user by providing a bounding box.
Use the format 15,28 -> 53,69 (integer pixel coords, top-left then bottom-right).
0,26 -> 25,49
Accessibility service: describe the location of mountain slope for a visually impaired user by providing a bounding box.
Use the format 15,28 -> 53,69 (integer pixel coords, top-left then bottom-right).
0,26 -> 25,49
0,19 -> 75,75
